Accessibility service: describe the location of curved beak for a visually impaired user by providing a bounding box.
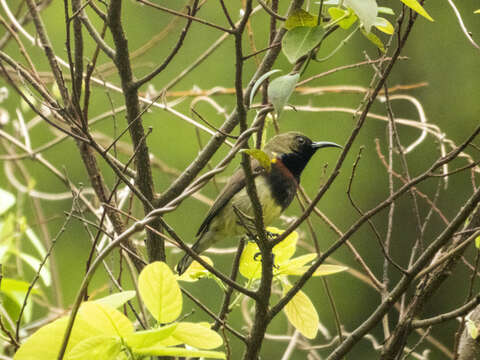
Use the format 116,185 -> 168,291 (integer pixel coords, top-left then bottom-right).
312,141 -> 342,150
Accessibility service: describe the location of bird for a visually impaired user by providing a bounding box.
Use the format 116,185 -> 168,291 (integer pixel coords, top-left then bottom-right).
176,131 -> 341,274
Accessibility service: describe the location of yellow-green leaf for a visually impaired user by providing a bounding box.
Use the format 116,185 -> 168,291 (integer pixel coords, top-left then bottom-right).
93,290 -> 136,309
125,324 -> 177,349
239,227 -> 299,280
282,284 -> 319,339
374,17 -> 394,34
399,0 -> 434,21
159,322 -> 223,349
275,254 -> 317,276
475,9 -> 480,14
328,7 -> 358,30
177,256 -> 213,282
269,227 -> 298,264
239,241 -> 263,280
78,302 -> 134,338
134,345 -> 226,359
241,149 -> 271,172
66,336 -> 121,360
138,261 -> 182,323
285,263 -> 349,276
467,319 -> 478,339
475,236 -> 480,249
14,302 -> 131,360
284,9 -> 318,30
361,28 -> 385,52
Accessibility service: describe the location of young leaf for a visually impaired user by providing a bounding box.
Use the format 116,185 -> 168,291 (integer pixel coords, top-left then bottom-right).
467,319 -> 478,339
475,10 -> 480,14
138,261 -> 182,323
239,241 -> 263,280
239,227 -> 299,279
282,283 -> 319,339
269,227 -> 298,265
378,6 -> 395,15
476,236 -> 480,249
374,17 -> 394,34
0,188 -> 15,215
268,73 -> 300,117
399,0 -> 433,21
249,69 -> 281,107
327,7 -> 358,30
0,278 -> 39,295
275,254 -> 317,276
125,324 -> 177,349
93,290 -> 136,309
79,302 -> 134,338
284,9 -> 318,30
177,255 -> 213,282
344,0 -> 378,33
66,336 -> 122,360
134,345 -> 226,359
241,149 -> 271,172
361,28 -> 385,52
282,26 -> 324,64
159,322 -> 223,350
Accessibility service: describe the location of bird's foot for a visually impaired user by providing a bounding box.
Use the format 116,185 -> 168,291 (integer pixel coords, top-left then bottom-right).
253,252 -> 279,269
266,230 -> 280,241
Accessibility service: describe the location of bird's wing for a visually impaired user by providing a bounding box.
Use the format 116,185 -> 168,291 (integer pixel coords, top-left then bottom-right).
196,161 -> 264,237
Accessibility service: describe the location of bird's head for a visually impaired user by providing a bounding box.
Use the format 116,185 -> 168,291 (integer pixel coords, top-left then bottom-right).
264,132 -> 342,179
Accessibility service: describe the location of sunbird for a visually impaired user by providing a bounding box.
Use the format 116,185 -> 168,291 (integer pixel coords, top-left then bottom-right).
176,132 -> 341,274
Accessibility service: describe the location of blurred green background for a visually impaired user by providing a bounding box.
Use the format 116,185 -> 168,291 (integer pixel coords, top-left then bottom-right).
1,0 -> 479,358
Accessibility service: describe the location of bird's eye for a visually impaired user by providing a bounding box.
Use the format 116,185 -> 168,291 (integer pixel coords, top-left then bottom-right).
297,137 -> 305,145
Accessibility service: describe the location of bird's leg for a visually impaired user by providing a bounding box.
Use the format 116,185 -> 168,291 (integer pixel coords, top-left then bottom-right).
266,230 -> 280,241
253,251 -> 279,269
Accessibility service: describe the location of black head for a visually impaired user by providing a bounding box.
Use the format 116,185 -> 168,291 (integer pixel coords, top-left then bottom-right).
264,132 -> 341,180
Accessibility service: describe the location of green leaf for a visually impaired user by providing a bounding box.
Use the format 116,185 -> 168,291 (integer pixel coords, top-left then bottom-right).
345,0 -> 378,33
284,9 -> 318,30
282,26 -> 324,63
66,336 -> 122,360
327,7 -> 358,30
239,227 -> 299,279
249,69 -> 281,107
125,324 -> 177,349
361,28 -> 385,52
378,6 -> 395,15
78,302 -> 134,338
268,73 -> 300,117
475,236 -> 480,249
159,322 -> 223,350
475,9 -> 480,14
177,255 -> 213,282
241,149 -> 272,172
14,302 -> 132,360
282,283 -> 319,339
399,0 -> 434,21
134,345 -> 226,359
93,290 -> 136,309
275,254 -> 317,276
467,319 -> 478,339
374,17 -> 394,34
0,188 -> 15,215
138,261 -> 182,323
1,278 -> 39,295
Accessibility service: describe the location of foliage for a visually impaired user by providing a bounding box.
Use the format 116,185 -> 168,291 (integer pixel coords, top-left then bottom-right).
14,262 -> 225,360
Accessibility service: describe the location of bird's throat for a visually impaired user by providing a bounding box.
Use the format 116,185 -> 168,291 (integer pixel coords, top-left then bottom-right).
280,151 -> 315,180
